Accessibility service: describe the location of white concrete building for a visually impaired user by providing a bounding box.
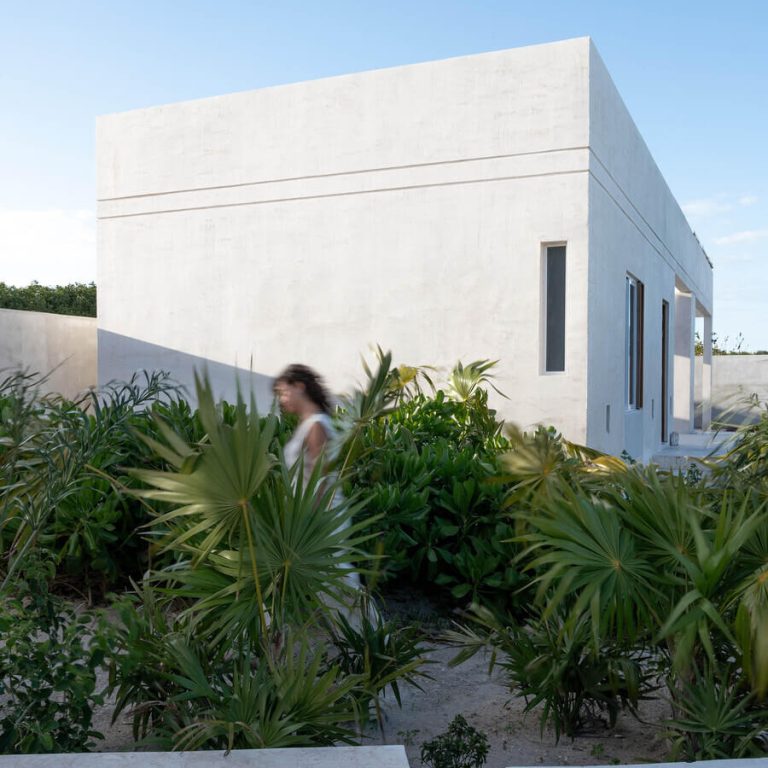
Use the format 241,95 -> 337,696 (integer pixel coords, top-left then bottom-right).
97,37 -> 712,461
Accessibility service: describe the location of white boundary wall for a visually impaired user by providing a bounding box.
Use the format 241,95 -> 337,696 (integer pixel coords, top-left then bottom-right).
696,354 -> 768,425
0,308 -> 97,399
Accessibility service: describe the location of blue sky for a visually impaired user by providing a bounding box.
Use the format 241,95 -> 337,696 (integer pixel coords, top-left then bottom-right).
1,1 -> 766,348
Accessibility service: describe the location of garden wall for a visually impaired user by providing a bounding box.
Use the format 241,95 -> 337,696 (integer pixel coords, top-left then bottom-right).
0,308 -> 97,399
695,354 -> 768,426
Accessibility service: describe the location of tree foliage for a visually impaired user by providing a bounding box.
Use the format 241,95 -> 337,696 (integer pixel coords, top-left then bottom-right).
0,281 -> 96,317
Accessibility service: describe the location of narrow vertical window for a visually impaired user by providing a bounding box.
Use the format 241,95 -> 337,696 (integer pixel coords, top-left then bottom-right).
626,275 -> 644,408
544,245 -> 566,372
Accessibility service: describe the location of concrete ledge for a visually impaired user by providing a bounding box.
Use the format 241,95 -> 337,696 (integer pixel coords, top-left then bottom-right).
510,762 -> 768,768
0,746 -> 409,768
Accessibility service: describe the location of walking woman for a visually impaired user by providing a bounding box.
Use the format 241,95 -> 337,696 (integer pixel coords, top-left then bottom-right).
273,363 -> 337,487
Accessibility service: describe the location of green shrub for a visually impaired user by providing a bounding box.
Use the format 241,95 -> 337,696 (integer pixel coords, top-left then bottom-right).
0,558 -> 113,753
327,598 -> 430,733
449,604 -> 653,741
420,714 -> 490,768
346,390 -> 520,610
107,369 -> 428,749
0,370 -> 182,595
0,281 -> 96,317
666,663 -> 768,760
109,588 -> 362,750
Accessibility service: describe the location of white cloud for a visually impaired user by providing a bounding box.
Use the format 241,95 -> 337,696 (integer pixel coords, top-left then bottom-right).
682,198 -> 731,217
0,209 -> 96,286
713,251 -> 754,263
715,229 -> 768,246
682,194 -> 759,219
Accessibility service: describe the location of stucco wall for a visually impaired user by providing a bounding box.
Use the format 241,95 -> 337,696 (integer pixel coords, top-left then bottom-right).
0,308 -> 97,399
96,37 -> 710,452
97,38 -> 593,439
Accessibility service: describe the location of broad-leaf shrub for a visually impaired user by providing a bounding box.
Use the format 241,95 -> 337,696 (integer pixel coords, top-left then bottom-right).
0,557 -> 113,753
346,389 -> 521,610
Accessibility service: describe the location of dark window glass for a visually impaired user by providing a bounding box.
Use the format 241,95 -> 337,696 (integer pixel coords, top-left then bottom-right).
626,276 -> 644,408
545,246 -> 566,372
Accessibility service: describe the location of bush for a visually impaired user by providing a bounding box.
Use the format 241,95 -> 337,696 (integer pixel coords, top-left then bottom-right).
0,370 -> 181,595
666,663 -> 768,760
0,281 -> 96,317
346,389 -> 521,611
450,439 -> 768,750
0,558 -> 113,753
106,369 -> 429,749
420,714 -> 489,768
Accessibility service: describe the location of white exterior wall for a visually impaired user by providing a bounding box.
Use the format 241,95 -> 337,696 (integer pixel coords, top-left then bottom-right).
97,38 -> 711,453
0,308 -> 97,399
586,44 -> 712,459
98,39 -> 592,440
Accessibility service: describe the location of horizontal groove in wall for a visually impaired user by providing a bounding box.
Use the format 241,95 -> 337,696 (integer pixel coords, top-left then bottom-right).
98,145 -> 590,202
588,149 -> 707,302
98,168 -> 590,221
98,149 -> 591,219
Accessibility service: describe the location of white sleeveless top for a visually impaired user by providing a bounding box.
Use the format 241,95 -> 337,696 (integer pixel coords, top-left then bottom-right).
283,412 -> 338,486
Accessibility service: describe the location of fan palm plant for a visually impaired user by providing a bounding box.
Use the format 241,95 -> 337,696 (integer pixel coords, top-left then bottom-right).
132,371 -> 372,649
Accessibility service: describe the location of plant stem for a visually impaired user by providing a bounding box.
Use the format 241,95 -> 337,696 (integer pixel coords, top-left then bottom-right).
241,500 -> 269,641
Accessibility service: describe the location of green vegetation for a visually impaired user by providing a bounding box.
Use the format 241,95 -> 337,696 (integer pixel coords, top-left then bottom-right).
0,557 -> 113,753
449,432 -> 768,757
0,281 -> 96,317
1,351 -> 767,758
345,385 -> 518,611
694,330 -> 768,355
420,714 -> 490,768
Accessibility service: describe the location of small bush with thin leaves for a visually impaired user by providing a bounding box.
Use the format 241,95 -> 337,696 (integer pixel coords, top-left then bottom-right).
446,604 -> 655,742
326,598 -> 431,733
0,369 -> 182,595
420,714 -> 490,768
0,557 -> 114,753
666,663 -> 768,760
108,590 -> 362,751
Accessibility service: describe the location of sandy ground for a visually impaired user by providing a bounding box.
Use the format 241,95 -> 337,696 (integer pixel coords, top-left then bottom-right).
365,644 -> 669,768
94,641 -> 670,767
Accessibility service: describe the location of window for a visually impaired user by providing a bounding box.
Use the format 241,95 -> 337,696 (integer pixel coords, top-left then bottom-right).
626,275 -> 644,408
543,245 -> 566,372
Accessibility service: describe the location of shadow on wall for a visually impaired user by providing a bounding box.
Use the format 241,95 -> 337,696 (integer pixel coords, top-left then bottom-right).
705,396 -> 765,429
98,330 -> 275,409
694,355 -> 768,429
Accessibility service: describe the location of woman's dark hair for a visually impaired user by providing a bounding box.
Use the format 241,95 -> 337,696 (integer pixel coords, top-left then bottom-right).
274,364 -> 332,414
